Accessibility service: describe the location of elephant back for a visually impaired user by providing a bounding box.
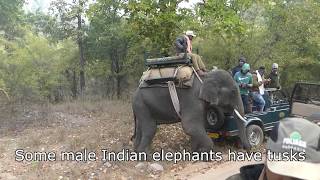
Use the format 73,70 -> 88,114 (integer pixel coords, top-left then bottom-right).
139,65 -> 194,88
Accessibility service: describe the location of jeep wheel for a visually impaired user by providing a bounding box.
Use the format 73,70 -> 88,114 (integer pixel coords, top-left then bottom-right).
246,124 -> 264,146
206,106 -> 225,130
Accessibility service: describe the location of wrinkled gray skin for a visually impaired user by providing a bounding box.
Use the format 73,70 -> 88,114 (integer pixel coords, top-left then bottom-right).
132,69 -> 251,153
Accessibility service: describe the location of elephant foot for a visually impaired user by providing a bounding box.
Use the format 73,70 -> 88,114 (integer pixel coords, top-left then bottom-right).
192,142 -> 214,154
134,146 -> 154,161
196,146 -> 214,153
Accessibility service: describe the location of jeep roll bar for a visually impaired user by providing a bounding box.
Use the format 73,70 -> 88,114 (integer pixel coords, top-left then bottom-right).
289,82 -> 320,114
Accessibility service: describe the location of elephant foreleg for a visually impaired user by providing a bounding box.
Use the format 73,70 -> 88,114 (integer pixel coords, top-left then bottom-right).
181,115 -> 213,152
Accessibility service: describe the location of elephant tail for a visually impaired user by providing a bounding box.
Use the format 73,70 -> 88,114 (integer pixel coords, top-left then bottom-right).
130,114 -> 137,141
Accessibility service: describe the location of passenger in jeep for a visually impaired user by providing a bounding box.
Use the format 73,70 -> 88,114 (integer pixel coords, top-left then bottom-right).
266,63 -> 281,89
234,63 -> 253,114
174,30 -> 207,76
232,57 -> 246,77
251,69 -> 267,112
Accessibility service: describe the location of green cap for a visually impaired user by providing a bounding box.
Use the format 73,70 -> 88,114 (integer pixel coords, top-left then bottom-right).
242,63 -> 250,72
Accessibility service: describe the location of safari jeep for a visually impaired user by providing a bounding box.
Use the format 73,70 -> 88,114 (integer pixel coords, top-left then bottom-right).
206,82 -> 320,147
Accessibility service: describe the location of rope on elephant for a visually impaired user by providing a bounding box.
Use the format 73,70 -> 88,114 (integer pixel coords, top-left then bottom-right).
173,65 -> 184,77
191,66 -> 203,84
168,81 -> 182,119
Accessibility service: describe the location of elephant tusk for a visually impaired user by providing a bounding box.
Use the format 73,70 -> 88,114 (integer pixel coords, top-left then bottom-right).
234,109 -> 247,123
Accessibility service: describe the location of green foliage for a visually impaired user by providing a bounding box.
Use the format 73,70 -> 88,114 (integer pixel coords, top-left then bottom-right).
85,0 -> 133,98
86,0 -> 129,61
0,0 -> 25,38
193,0 -> 254,69
262,0 -> 320,63
251,0 -> 320,89
197,0 -> 251,37
24,11 -> 62,41
197,0 -> 320,88
0,0 -> 319,101
126,0 -> 192,55
49,0 -> 88,41
0,31 -> 78,100
49,0 -> 88,96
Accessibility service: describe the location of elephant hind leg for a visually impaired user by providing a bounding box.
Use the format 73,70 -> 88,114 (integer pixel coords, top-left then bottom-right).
131,115 -> 137,142
133,116 -> 142,151
134,113 -> 157,154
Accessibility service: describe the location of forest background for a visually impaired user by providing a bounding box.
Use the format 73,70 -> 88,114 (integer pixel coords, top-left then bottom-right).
1,0 -> 320,102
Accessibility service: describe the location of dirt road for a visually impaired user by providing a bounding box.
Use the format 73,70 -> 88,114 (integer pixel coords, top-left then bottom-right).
0,100 -> 315,180
1,100 -> 223,179
186,159 -> 262,180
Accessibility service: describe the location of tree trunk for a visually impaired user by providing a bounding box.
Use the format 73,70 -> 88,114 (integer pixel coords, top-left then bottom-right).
115,51 -> 121,99
72,70 -> 77,99
110,40 -> 121,99
111,59 -> 120,99
78,0 -> 85,96
116,74 -> 121,99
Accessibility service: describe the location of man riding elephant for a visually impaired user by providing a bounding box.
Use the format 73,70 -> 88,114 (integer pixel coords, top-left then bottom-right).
174,30 -> 207,76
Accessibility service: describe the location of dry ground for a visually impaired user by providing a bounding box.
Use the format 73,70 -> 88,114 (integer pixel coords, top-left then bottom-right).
0,99 -> 260,180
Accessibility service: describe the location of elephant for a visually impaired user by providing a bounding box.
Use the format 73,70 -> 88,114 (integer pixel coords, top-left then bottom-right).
132,69 -> 251,153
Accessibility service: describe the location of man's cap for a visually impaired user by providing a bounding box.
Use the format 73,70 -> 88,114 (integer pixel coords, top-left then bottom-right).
185,30 -> 196,37
239,57 -> 246,63
241,63 -> 250,71
259,66 -> 265,70
272,63 -> 279,69
266,117 -> 320,180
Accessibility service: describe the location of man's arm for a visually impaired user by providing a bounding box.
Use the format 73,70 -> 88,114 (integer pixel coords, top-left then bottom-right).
252,74 -> 259,88
265,73 -> 271,87
234,73 -> 243,87
246,74 -> 253,88
174,36 -> 186,52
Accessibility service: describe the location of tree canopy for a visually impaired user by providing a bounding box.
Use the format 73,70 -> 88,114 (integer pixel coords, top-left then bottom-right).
0,0 -> 319,101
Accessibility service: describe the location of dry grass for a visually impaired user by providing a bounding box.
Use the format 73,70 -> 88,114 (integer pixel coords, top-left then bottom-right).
0,99 -> 156,179
0,99 -> 249,180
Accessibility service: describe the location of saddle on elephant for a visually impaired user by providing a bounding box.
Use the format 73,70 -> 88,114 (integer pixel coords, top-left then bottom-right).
139,54 -> 195,88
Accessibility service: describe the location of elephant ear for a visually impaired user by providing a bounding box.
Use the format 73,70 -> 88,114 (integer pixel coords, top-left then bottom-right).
199,70 -> 239,108
199,77 -> 219,105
